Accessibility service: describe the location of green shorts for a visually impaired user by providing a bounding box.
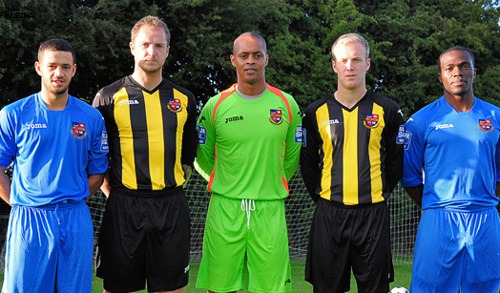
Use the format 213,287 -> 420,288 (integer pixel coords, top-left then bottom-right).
196,194 -> 292,293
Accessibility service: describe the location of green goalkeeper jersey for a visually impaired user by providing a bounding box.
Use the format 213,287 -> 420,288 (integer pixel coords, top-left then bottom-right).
195,84 -> 302,200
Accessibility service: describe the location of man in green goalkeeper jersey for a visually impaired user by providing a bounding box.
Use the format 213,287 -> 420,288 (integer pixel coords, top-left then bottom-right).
195,32 -> 302,293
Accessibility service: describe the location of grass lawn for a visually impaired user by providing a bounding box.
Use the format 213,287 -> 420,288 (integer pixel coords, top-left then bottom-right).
90,261 -> 412,292
0,261 -> 411,292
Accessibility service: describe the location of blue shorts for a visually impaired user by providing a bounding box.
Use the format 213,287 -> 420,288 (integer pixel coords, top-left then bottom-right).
411,207 -> 500,292
2,201 -> 94,293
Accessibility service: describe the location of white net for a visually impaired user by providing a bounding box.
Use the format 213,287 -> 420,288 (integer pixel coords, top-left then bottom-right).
0,170 -> 418,268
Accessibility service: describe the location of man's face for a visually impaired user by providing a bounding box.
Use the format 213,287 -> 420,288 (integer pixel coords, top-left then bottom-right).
35,49 -> 76,96
230,35 -> 269,85
439,50 -> 476,97
130,25 -> 169,74
332,42 -> 370,91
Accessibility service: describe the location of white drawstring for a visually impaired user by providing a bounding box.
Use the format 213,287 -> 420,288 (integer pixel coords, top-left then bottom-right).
241,199 -> 256,229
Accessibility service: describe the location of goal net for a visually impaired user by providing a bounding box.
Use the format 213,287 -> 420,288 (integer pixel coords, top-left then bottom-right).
0,170 -> 418,268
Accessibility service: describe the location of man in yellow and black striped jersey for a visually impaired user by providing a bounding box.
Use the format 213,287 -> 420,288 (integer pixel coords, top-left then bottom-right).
92,16 -> 197,293
300,33 -> 404,293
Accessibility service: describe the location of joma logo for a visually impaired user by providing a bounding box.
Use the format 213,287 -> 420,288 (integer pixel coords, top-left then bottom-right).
25,123 -> 47,129
225,116 -> 244,123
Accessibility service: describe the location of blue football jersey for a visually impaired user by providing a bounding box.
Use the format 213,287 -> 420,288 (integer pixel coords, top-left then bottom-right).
401,97 -> 500,211
0,93 -> 109,206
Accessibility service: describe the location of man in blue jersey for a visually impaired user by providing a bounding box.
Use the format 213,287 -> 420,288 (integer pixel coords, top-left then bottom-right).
0,39 -> 109,292
401,46 -> 500,292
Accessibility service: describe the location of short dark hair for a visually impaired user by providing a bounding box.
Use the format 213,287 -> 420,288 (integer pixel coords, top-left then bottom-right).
38,39 -> 76,64
438,46 -> 475,73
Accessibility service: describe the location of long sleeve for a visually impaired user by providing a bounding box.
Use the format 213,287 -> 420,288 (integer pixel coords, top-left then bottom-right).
384,106 -> 405,193
283,98 -> 302,181
195,97 -> 216,181
181,93 -> 198,168
300,106 -> 321,202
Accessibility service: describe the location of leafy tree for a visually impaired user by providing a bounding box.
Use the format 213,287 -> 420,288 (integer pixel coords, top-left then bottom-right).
0,0 -> 498,115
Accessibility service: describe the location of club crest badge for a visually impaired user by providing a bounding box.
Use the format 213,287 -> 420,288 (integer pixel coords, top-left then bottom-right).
478,119 -> 493,132
269,109 -> 283,125
363,114 -> 379,129
167,98 -> 182,112
71,122 -> 87,139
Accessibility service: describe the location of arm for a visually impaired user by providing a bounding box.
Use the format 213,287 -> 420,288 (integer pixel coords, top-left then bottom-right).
86,111 -> 109,196
194,99 -> 216,181
181,93 -> 198,169
401,116 -> 426,208
88,173 -> 105,197
283,99 -> 302,181
182,164 -> 193,188
404,184 -> 423,208
99,170 -> 111,198
300,107 -> 322,202
384,105 -> 405,193
0,109 -> 15,205
0,167 -> 11,205
496,182 -> 500,214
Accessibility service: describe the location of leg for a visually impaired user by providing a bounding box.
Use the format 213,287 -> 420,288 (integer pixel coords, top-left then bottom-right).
305,200 -> 351,293
57,201 -> 94,293
351,203 -> 393,293
2,205 -> 58,292
410,209 -> 461,292
145,190 -> 190,292
196,195 -> 246,292
247,199 -> 292,293
461,208 -> 500,292
98,193 -> 148,292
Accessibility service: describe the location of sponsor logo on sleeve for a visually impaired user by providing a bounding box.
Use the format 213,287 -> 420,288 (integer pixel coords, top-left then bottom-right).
396,125 -> 411,150
101,131 -> 109,151
301,127 -> 307,147
197,125 -> 206,144
295,125 -> 303,144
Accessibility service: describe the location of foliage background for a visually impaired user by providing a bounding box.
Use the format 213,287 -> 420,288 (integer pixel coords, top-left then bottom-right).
0,0 -> 499,115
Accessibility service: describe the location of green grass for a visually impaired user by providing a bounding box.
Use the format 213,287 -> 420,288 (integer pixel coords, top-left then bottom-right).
1,261 -> 411,292
90,261 -> 412,292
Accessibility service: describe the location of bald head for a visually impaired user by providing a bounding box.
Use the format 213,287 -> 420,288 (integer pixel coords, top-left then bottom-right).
233,32 -> 267,55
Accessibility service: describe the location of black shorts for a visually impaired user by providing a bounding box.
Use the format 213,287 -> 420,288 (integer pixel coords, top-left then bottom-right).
305,199 -> 394,293
95,187 -> 190,292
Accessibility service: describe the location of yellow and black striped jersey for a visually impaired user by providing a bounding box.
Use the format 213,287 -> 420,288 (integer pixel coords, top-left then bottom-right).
300,91 -> 404,205
93,76 -> 197,191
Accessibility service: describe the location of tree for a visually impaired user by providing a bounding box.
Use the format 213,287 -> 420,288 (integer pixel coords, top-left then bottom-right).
1,0 -> 498,114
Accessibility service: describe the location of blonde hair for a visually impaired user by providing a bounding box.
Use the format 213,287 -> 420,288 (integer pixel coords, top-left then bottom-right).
331,33 -> 370,61
131,15 -> 170,45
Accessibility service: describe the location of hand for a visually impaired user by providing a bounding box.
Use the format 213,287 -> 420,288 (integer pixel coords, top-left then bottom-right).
182,164 -> 193,188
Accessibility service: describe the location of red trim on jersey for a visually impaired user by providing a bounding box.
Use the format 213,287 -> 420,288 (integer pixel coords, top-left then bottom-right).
209,83 -> 293,194
212,84 -> 237,125
282,176 -> 289,194
207,145 -> 217,192
267,83 -> 293,124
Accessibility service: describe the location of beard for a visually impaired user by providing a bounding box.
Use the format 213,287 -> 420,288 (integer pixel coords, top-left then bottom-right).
43,79 -> 70,96
138,60 -> 163,75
